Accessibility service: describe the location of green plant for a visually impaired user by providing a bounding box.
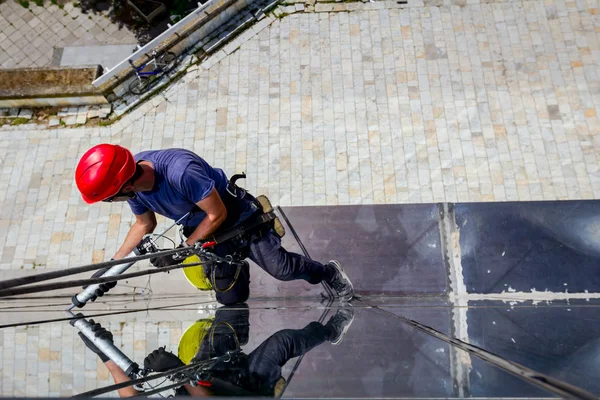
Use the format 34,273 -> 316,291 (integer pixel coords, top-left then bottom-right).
11,117 -> 30,125
169,0 -> 192,21
58,3 -> 64,8
73,1 -> 79,6
50,0 -> 57,4
18,0 -> 29,8
33,0 -> 43,6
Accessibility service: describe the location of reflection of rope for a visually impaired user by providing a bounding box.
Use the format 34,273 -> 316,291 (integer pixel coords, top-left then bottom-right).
143,377 -> 168,398
138,379 -> 190,398
74,357 -> 218,398
208,321 -> 240,358
0,299 -> 216,329
374,306 -> 598,400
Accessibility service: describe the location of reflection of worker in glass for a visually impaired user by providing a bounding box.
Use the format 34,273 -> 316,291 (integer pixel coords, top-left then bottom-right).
79,306 -> 354,397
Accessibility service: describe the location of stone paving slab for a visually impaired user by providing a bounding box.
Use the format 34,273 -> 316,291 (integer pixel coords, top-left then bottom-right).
0,0 -> 138,69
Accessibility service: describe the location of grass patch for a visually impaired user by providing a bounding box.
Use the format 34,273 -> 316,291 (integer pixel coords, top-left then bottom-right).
11,117 -> 31,125
19,0 -> 30,8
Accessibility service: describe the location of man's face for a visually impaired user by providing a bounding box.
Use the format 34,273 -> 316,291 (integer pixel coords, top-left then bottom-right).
102,183 -> 136,203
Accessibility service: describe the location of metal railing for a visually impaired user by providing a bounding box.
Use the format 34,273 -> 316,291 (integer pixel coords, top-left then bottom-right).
92,0 -> 225,89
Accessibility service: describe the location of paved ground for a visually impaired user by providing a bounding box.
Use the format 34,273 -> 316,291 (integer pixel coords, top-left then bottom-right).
1,0 -> 599,270
0,0 -> 138,68
0,0 -> 599,394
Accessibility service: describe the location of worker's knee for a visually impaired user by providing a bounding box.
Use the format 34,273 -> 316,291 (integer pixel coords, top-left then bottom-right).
216,290 -> 249,306
213,261 -> 250,305
215,280 -> 249,305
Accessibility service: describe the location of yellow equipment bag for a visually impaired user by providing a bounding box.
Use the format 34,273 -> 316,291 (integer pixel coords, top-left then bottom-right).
182,254 -> 213,291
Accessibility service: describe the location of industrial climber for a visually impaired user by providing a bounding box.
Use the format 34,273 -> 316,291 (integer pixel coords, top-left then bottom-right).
74,144 -> 354,305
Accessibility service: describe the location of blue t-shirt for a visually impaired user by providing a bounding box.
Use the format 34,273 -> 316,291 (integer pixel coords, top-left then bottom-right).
128,149 -> 228,227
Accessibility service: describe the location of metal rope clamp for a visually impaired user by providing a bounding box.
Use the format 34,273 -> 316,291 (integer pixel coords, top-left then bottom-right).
226,173 -> 247,199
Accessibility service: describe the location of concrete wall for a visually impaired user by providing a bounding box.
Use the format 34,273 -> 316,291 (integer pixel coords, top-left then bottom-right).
96,0 -> 255,98
0,95 -> 108,109
0,66 -> 105,109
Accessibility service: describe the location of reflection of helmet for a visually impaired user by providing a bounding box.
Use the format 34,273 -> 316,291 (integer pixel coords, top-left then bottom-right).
182,255 -> 213,290
75,144 -> 136,204
178,318 -> 215,365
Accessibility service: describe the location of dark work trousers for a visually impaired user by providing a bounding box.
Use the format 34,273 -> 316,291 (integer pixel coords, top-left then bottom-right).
193,306 -> 333,396
183,190 -> 332,305
245,322 -> 333,395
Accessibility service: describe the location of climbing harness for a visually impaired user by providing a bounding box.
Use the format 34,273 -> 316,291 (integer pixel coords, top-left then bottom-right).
174,173 -> 286,294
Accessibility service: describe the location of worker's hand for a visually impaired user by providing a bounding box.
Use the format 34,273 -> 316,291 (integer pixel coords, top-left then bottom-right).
84,265 -> 118,302
144,347 -> 184,372
78,319 -> 112,363
149,244 -> 186,268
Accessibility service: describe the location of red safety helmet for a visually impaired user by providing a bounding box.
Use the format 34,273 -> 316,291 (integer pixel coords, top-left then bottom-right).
75,144 -> 136,204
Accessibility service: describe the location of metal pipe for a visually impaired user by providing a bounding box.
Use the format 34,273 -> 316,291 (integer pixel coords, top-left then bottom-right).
68,249 -> 141,310
68,213 -> 190,310
68,311 -> 139,377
